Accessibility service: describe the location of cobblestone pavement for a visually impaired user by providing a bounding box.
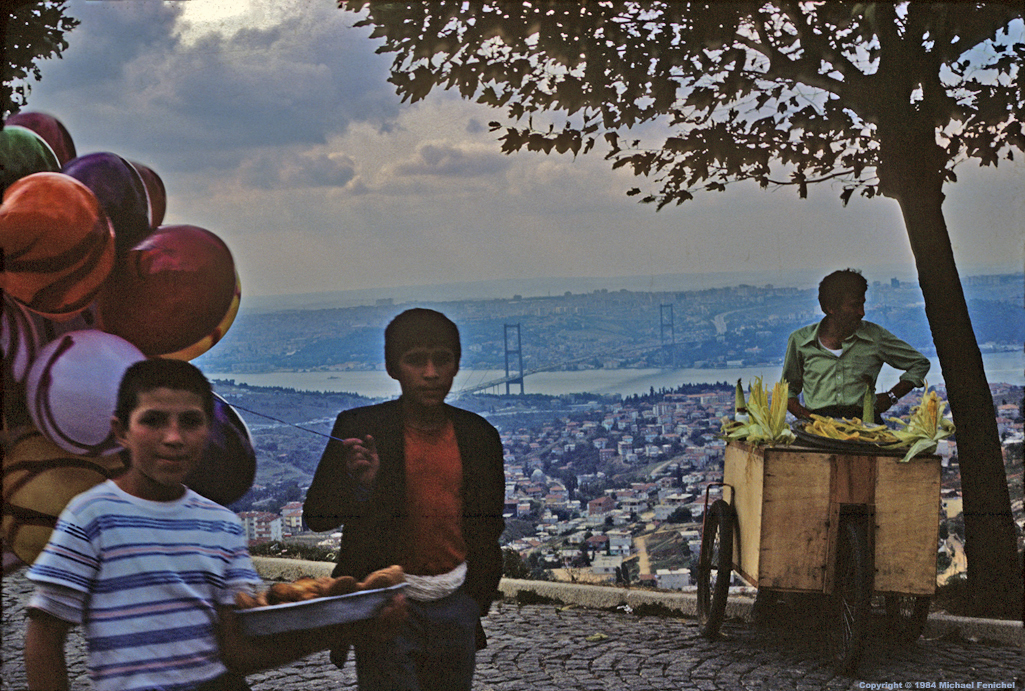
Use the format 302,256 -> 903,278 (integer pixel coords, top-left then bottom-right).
4,570 -> 1021,691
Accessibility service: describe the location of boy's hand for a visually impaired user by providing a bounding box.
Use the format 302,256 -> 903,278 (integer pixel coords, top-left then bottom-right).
342,436 -> 379,487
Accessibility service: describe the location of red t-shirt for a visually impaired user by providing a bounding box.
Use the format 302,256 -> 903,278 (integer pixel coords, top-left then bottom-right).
403,421 -> 467,576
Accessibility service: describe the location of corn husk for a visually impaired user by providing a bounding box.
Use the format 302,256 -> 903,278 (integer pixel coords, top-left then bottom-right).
720,377 -> 795,445
885,388 -> 955,462
862,382 -> 875,423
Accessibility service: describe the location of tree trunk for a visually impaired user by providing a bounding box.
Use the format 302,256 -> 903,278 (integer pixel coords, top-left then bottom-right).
879,125 -> 1021,618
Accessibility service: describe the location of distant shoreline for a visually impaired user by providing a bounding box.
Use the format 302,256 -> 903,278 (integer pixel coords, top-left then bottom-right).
238,269 -> 1024,314
204,350 -> 1024,398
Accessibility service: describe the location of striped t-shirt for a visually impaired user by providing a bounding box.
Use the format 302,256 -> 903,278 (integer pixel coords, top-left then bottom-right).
27,480 -> 261,691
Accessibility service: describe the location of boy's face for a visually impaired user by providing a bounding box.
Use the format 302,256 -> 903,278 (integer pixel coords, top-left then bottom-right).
391,345 -> 458,410
112,387 -> 210,502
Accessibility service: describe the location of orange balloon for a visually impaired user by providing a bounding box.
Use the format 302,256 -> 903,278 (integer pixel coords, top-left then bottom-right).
0,172 -> 115,318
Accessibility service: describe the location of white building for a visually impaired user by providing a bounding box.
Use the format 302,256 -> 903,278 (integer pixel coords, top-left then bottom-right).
656,568 -> 691,590
237,511 -> 283,543
280,501 -> 303,535
591,554 -> 624,577
607,530 -> 633,556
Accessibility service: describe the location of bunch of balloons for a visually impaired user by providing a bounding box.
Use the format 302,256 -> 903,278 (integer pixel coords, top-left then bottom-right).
1,112 -> 255,570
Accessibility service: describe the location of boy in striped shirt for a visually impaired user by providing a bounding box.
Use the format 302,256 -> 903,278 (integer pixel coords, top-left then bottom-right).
24,359 -> 398,691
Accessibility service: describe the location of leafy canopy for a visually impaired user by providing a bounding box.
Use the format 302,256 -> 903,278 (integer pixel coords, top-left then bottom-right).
2,1 -> 80,119
345,1 -> 1023,208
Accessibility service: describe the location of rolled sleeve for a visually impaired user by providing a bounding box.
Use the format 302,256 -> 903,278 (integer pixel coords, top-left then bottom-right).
781,332 -> 805,398
28,582 -> 86,625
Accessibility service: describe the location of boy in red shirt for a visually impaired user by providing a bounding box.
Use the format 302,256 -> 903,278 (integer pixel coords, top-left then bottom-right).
304,308 -> 505,691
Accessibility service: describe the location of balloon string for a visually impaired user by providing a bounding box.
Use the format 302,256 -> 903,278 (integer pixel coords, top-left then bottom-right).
224,402 -> 348,444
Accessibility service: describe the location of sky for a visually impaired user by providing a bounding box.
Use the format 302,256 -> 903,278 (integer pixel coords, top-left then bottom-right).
12,0 -> 1024,302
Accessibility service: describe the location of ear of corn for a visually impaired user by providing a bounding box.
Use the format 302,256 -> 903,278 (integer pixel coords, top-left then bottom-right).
720,377 -> 795,445
885,388 -> 955,462
734,378 -> 746,413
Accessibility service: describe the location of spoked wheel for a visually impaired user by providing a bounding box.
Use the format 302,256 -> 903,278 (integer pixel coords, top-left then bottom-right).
828,518 -> 872,676
697,499 -> 733,639
885,594 -> 931,644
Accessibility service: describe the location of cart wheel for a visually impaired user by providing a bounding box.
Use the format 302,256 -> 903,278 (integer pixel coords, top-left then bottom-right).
697,499 -> 733,639
885,594 -> 930,644
828,518 -> 871,675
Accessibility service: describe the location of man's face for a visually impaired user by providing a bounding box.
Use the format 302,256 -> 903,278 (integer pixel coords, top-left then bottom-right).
391,346 -> 458,409
826,293 -> 866,335
113,388 -> 210,501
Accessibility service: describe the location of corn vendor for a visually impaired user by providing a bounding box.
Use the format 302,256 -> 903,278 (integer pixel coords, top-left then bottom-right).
781,268 -> 930,422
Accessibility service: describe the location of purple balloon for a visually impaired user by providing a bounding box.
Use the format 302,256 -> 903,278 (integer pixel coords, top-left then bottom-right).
62,152 -> 151,256
185,394 -> 257,506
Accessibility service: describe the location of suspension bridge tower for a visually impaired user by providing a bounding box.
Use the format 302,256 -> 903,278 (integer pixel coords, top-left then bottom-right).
660,304 -> 676,367
504,323 -> 524,395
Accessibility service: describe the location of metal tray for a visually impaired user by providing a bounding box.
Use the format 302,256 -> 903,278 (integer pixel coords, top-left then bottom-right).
791,420 -> 907,456
238,583 -> 405,636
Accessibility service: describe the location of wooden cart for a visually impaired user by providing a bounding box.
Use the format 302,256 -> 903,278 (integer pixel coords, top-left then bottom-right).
696,441 -> 941,675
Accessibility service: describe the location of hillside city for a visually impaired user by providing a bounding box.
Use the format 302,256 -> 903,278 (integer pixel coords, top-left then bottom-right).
225,380 -> 1023,592
206,273 -> 1025,593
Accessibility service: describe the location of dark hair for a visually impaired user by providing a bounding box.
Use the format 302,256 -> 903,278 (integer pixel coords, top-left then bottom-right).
114,359 -> 215,425
818,268 -> 868,313
384,308 -> 461,376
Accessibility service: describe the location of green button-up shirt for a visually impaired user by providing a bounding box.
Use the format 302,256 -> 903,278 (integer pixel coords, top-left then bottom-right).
781,320 -> 930,411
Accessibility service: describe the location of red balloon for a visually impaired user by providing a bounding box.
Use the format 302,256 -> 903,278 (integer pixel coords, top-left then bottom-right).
0,172 -> 116,317
128,161 -> 167,229
162,270 -> 241,361
5,112 -> 77,166
98,225 -> 237,356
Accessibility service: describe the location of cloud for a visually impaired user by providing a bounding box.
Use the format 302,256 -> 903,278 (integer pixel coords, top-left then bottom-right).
18,0 -> 1021,299
24,1 -> 401,172
392,141 -> 512,178
236,149 -> 357,190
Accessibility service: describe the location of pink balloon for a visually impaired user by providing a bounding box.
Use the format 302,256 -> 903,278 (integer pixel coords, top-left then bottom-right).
98,225 -> 237,356
25,330 -> 146,456
1,293 -> 40,385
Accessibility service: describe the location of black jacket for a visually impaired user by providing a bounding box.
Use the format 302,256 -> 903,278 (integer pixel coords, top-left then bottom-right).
303,399 -> 506,645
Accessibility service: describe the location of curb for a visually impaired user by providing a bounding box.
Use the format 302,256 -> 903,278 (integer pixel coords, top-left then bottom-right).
253,556 -> 335,581
251,559 -> 1022,648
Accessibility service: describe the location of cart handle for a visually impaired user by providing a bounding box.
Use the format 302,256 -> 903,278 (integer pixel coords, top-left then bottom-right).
700,481 -> 733,533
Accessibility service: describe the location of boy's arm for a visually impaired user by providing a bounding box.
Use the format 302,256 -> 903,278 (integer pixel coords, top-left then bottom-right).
25,610 -> 72,691
304,417 -> 377,532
